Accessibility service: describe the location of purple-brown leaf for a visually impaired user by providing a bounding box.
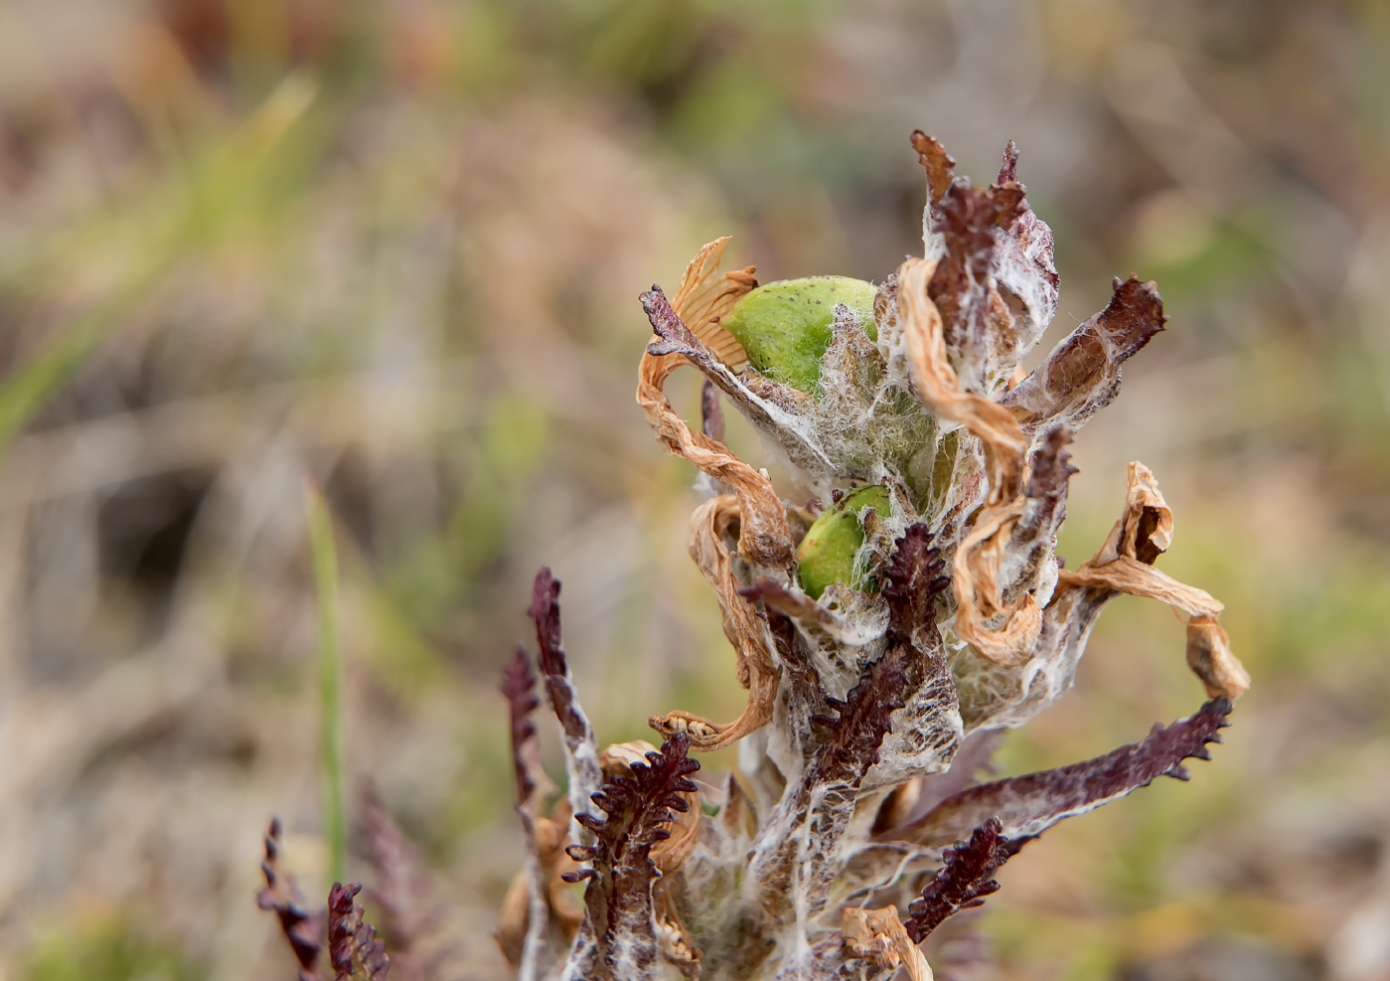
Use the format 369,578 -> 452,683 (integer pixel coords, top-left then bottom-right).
902,698 -> 1233,846
528,567 -> 602,824
501,646 -> 541,807
257,817 -> 324,981
1002,274 -> 1166,434
563,733 -> 701,974
904,817 -> 1018,942
327,882 -> 390,981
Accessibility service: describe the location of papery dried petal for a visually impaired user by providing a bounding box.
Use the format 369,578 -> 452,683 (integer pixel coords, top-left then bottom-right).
669,236 -> 757,368
843,906 -> 935,981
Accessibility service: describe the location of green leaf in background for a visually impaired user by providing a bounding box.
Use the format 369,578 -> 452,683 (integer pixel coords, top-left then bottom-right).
307,481 -> 346,887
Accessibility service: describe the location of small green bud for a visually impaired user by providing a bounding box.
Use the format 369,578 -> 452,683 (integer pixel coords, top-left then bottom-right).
795,484 -> 891,600
721,277 -> 877,393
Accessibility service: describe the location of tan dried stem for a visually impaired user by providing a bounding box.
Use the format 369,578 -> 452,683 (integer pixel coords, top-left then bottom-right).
1056,462 -> 1250,699
842,906 -> 935,981
650,495 -> 780,751
898,256 -> 1039,664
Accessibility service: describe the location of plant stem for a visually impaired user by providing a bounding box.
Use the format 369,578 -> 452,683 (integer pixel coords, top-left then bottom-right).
307,481 -> 346,885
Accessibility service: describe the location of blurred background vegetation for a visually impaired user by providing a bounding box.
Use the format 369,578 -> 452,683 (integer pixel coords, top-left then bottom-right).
0,0 -> 1388,979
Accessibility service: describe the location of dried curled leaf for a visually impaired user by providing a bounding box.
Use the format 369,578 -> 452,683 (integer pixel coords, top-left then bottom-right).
638,285 -> 794,568
650,495 -> 781,751
1056,462 -> 1250,699
1002,274 -> 1166,434
904,817 -> 1017,942
842,906 -> 934,981
327,882 -> 390,981
257,817 -> 325,981
901,698 -> 1233,847
897,255 -> 1038,663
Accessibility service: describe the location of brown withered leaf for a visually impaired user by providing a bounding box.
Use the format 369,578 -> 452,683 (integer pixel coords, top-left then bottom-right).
896,255 -> 1042,665
1187,615 -> 1249,701
898,256 -> 1027,502
650,494 -> 781,752
900,698 -> 1233,847
1002,274 -> 1166,435
918,138 -> 1059,398
911,130 -> 955,212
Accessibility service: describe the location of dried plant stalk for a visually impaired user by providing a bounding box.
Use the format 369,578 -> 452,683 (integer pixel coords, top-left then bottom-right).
499,131 -> 1247,980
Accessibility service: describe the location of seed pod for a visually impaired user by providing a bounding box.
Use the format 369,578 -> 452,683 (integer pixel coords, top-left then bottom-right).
721,277 -> 877,393
795,484 -> 892,599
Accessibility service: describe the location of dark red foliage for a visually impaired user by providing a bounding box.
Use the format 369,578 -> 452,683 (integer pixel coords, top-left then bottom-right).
361,788 -> 436,974
904,817 -> 1018,943
701,378 -> 725,442
257,817 -> 325,981
807,644 -> 915,788
501,646 -> 540,806
904,699 -> 1234,846
529,568 -> 595,752
327,882 -> 390,980
881,524 -> 948,641
563,734 -> 700,954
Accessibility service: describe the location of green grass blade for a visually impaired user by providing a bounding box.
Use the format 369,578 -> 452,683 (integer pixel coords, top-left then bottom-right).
306,482 -> 346,886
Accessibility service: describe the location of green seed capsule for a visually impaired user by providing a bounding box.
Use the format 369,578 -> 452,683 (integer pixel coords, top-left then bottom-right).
795,484 -> 891,600
721,277 -> 877,394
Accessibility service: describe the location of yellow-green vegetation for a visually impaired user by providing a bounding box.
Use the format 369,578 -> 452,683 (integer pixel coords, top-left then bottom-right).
24,918 -> 202,981
721,277 -> 877,393
795,484 -> 891,599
